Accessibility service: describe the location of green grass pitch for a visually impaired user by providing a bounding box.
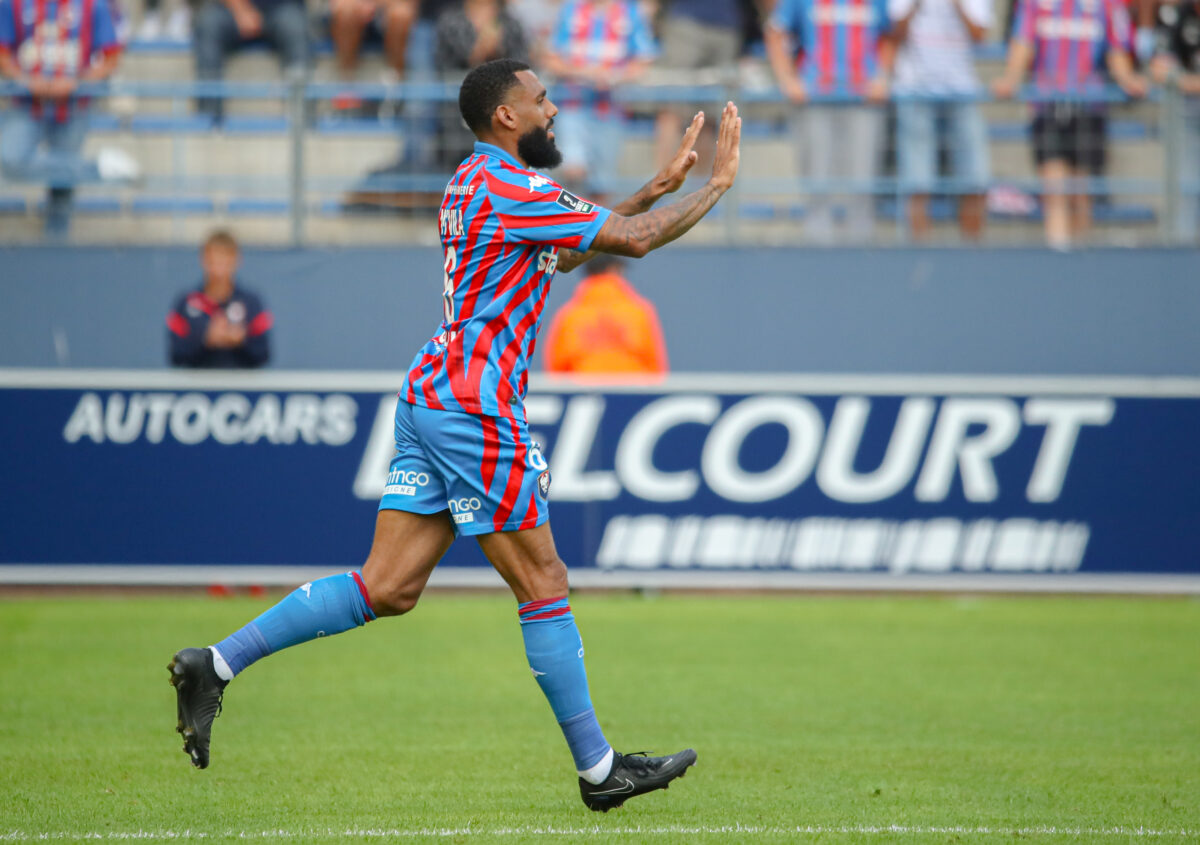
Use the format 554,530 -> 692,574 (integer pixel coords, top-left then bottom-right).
1,592 -> 1197,843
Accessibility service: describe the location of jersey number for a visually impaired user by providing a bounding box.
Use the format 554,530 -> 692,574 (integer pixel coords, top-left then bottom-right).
439,246 -> 458,344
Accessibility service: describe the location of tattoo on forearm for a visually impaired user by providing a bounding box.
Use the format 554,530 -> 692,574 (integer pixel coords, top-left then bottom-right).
603,184 -> 721,256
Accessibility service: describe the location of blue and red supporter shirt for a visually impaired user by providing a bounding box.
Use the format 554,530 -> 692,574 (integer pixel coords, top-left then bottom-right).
0,0 -> 120,121
404,142 -> 612,419
768,0 -> 891,95
1012,0 -> 1130,93
167,286 -> 273,369
549,0 -> 656,113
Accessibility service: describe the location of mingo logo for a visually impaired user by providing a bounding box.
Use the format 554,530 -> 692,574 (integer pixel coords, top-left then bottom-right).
449,496 -> 483,524
384,468 -> 430,497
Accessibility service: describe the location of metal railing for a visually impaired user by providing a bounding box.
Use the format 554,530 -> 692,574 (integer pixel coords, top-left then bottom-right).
0,77 -> 1196,246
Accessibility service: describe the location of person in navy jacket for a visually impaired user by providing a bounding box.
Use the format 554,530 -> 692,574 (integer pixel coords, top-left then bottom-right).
167,230 -> 273,368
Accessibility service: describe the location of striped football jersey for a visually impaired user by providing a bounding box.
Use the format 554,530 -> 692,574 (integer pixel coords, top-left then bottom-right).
404,141 -> 612,418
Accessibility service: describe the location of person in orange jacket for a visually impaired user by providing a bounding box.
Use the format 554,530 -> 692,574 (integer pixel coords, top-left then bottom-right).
543,255 -> 668,375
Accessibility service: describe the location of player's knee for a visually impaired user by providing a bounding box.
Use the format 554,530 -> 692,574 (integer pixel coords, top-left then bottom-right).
372,584 -> 422,616
361,562 -> 423,617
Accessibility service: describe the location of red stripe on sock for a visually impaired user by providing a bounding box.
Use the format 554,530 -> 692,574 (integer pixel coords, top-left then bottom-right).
518,595 -> 568,616
350,571 -> 376,620
523,606 -> 572,622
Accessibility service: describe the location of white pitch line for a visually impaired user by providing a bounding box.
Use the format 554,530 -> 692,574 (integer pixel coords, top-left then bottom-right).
2,826 -> 1198,840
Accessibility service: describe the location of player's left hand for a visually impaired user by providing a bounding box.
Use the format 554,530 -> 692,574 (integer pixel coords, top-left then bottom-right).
652,111 -> 704,195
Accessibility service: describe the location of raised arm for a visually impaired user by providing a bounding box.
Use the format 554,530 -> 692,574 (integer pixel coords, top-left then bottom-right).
557,110 -> 709,273
559,102 -> 741,269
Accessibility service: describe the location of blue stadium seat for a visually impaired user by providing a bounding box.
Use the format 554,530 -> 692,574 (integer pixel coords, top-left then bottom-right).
131,196 -> 215,214
315,117 -> 398,136
86,112 -> 123,131
130,113 -> 216,133
226,197 -> 290,215
0,195 -> 27,213
222,115 -> 290,134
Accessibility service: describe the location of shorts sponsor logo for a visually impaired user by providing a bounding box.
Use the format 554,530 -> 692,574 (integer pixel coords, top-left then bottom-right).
555,190 -> 594,214
449,496 -> 482,524
384,469 -> 430,497
529,440 -> 549,471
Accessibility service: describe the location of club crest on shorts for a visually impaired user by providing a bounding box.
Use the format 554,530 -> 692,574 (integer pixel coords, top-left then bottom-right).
538,470 -> 551,499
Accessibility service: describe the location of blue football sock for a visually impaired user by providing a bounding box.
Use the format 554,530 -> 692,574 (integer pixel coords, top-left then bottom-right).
519,597 -> 612,773
212,571 -> 376,677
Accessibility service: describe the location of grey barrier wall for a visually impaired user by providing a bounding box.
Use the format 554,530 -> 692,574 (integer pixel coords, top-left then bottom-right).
2,246 -> 1198,374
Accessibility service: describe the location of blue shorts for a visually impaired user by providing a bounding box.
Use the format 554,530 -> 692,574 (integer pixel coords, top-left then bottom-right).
379,400 -> 551,536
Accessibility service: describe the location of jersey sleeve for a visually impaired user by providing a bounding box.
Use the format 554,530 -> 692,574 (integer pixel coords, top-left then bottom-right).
166,292 -> 209,367
887,0 -> 916,25
1103,0 -> 1130,51
91,0 -> 120,52
1012,0 -> 1036,44
233,292 -> 272,368
873,0 -> 891,35
0,0 -> 17,49
768,0 -> 802,39
628,3 -> 657,60
960,0 -> 993,30
549,2 -> 573,55
486,169 -> 612,250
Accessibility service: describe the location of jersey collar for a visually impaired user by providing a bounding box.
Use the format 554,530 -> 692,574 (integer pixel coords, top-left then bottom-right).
473,141 -> 525,170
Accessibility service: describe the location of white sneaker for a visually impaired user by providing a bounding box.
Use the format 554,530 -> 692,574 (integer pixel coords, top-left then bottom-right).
164,6 -> 191,41
135,12 -> 164,41
97,147 -> 142,183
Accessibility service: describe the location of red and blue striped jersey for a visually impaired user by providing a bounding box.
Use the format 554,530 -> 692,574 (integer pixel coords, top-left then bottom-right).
404,142 -> 612,419
768,0 -> 891,95
549,0 -> 657,112
0,0 -> 119,120
1013,0 -> 1130,92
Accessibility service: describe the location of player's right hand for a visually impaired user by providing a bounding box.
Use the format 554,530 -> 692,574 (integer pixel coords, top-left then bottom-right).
709,101 -> 741,193
653,111 -> 704,195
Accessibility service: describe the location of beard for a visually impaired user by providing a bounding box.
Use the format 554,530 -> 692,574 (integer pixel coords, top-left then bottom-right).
517,123 -> 562,170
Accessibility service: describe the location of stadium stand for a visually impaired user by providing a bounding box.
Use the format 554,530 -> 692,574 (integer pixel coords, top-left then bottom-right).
0,25 -> 1190,246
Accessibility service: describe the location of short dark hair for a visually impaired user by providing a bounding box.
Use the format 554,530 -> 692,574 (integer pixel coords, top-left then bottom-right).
458,58 -> 531,136
588,254 -> 626,275
202,229 -> 238,253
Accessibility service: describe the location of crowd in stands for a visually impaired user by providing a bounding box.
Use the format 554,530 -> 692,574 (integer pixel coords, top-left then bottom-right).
1,0 -> 1198,244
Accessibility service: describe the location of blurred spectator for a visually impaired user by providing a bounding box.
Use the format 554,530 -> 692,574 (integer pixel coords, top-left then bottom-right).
433,0 -> 529,165
1151,0 -> 1200,242
0,0 -> 141,239
168,230 -> 273,368
765,0 -> 895,243
508,0 -> 559,60
435,0 -> 528,69
328,0 -> 411,105
544,0 -> 656,199
544,255 -> 668,375
193,0 -> 310,121
889,0 -> 991,240
653,0 -> 743,174
993,0 -> 1145,249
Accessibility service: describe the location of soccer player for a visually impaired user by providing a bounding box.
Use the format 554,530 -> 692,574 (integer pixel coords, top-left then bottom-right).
168,58 -> 741,812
